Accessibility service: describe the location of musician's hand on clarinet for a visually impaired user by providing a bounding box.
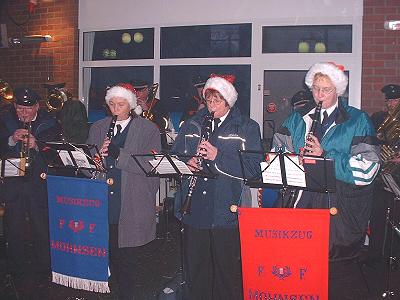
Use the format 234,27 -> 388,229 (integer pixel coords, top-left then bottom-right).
305,134 -> 324,156
187,157 -> 202,172
100,139 -> 111,157
198,141 -> 218,161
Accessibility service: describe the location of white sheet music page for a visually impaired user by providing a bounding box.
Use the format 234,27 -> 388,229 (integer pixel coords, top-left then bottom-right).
149,155 -> 193,175
1,158 -> 23,177
59,149 -> 95,168
260,153 -> 283,184
284,155 -> 306,187
260,153 -> 306,187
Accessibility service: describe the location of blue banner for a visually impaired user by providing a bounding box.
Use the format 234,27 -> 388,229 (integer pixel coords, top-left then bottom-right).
47,175 -> 110,293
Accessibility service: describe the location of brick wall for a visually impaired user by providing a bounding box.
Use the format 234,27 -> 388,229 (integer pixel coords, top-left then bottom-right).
0,1 -> 398,114
362,0 -> 400,114
0,0 -> 78,100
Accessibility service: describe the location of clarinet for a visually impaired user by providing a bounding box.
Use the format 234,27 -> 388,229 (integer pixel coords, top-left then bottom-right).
304,101 -> 323,154
92,115 -> 117,178
286,101 -> 322,208
181,112 -> 214,216
107,115 -> 118,141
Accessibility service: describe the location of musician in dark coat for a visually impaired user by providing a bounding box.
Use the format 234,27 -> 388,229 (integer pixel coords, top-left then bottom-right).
130,79 -> 169,150
171,74 -> 262,300
0,87 -> 61,285
87,83 -> 161,300
368,84 -> 400,265
370,84 -> 400,130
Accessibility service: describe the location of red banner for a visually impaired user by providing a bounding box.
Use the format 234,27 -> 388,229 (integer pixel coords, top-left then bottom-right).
238,208 -> 330,300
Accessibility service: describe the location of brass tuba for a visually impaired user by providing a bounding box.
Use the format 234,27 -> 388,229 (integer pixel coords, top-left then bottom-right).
46,88 -> 72,112
377,101 -> 400,174
0,79 -> 13,101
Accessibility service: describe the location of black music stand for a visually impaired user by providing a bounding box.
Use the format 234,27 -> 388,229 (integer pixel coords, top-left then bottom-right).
40,141 -> 104,178
238,150 -> 336,207
380,172 -> 400,299
0,157 -> 27,180
132,152 -> 216,297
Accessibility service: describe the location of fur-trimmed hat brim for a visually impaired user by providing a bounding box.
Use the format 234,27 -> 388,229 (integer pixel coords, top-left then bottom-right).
202,77 -> 238,107
305,62 -> 348,96
105,86 -> 142,115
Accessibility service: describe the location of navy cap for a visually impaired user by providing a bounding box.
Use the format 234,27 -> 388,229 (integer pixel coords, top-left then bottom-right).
381,84 -> 400,100
291,90 -> 313,107
193,75 -> 206,88
14,87 -> 40,106
129,79 -> 149,90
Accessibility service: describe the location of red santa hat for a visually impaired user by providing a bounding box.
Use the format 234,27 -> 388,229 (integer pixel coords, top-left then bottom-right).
202,74 -> 238,107
105,83 -> 142,115
305,62 -> 348,96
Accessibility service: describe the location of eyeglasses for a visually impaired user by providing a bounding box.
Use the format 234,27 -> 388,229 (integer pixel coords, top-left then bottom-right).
205,92 -> 225,105
311,85 -> 336,95
205,98 -> 225,105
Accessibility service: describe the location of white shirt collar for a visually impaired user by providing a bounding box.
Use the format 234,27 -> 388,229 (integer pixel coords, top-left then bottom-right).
114,117 -> 131,135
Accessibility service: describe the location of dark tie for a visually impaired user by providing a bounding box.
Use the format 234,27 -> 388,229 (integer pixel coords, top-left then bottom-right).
213,118 -> 221,132
115,124 -> 122,137
321,111 -> 329,125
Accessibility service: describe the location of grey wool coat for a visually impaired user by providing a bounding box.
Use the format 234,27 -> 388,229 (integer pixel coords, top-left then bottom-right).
87,115 -> 161,248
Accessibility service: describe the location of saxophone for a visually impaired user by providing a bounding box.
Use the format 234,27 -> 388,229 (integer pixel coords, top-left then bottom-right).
181,112 -> 214,215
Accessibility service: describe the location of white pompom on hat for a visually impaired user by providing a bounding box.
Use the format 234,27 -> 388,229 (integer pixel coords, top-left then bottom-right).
202,74 -> 238,107
105,83 -> 143,115
305,62 -> 348,96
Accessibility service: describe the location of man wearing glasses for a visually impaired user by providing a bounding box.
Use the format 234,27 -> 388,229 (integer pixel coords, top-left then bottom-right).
171,74 -> 262,300
273,62 -> 380,299
0,87 -> 61,291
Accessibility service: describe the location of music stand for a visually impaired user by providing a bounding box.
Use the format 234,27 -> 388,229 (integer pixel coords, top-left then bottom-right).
40,141 -> 104,178
132,152 -> 216,296
380,172 -> 400,299
0,157 -> 28,180
238,150 -> 336,207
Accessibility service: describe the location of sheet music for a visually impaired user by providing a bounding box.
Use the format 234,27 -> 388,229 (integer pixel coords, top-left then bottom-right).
149,155 -> 193,175
260,153 -> 306,187
59,149 -> 95,169
0,158 -> 24,177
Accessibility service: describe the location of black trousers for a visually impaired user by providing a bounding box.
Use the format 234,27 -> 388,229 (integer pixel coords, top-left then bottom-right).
183,224 -> 243,300
4,180 -> 50,276
329,259 -> 369,300
109,224 -> 137,300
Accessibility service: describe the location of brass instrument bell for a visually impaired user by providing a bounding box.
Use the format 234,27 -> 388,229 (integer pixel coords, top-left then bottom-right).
46,88 -> 72,112
0,79 -> 13,101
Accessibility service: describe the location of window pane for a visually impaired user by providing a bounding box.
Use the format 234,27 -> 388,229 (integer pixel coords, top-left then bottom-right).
160,65 -> 251,133
83,28 -> 154,61
262,25 -> 352,53
85,66 -> 153,122
161,24 -> 251,58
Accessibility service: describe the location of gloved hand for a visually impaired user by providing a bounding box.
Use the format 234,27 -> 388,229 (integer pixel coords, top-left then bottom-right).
108,142 -> 120,159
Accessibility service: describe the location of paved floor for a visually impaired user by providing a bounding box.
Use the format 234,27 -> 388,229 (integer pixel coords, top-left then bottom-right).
1,214 -> 400,300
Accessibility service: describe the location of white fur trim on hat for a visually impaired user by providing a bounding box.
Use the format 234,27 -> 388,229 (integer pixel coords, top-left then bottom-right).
305,62 -> 348,96
202,77 -> 238,107
105,85 -> 142,115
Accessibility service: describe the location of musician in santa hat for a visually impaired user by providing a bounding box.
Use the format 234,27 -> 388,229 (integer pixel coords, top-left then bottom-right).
171,74 -> 262,300
87,83 -> 161,299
